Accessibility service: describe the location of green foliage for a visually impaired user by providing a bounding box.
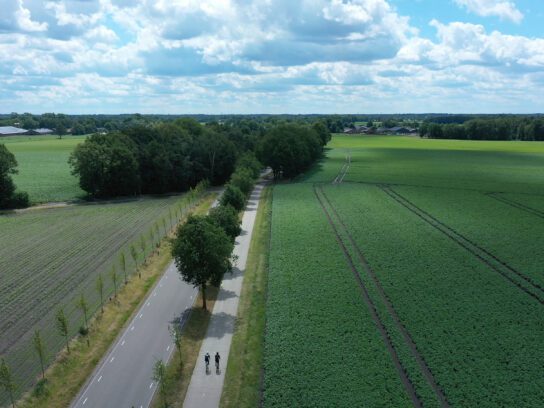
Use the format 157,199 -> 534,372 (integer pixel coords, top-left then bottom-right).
229,166 -> 254,197
55,309 -> 69,353
422,117 -> 544,141
152,359 -> 168,408
33,330 -> 46,379
257,123 -> 323,179
172,215 -> 234,310
220,184 -> 245,211
69,133 -> 140,198
0,358 -> 16,408
208,204 -> 241,241
236,152 -> 262,179
0,143 -> 29,209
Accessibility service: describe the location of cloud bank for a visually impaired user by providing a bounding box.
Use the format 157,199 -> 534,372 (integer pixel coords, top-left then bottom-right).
0,0 -> 542,113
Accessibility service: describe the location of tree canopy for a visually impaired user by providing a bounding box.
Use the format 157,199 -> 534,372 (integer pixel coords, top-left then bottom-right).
257,123 -> 327,179
208,204 -> 242,242
0,144 -> 29,209
172,215 -> 234,310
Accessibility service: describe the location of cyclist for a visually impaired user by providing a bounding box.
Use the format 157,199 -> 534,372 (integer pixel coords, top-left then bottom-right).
204,352 -> 210,371
215,352 -> 221,370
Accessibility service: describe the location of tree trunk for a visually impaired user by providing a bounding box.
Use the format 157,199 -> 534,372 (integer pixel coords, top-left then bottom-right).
201,284 -> 207,310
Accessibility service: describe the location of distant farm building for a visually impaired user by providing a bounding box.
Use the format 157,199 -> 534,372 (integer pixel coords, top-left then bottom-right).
0,126 -> 28,136
0,126 -> 54,136
26,128 -> 54,135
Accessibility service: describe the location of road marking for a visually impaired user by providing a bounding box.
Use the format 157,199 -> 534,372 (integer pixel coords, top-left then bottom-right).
146,302 -> 150,306
149,382 -> 154,389
110,357 -> 115,363
153,292 -> 157,297
83,397 -> 88,405
167,345 -> 170,351
121,340 -> 125,346
97,375 -> 102,382
139,313 -> 143,318
131,326 -> 135,331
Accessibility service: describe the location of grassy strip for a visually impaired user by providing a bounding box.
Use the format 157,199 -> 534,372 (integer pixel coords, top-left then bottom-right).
16,194 -> 216,408
220,186 -> 272,408
150,287 -> 219,408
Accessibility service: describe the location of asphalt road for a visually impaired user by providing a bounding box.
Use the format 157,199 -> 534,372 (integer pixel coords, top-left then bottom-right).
184,182 -> 265,408
71,262 -> 197,408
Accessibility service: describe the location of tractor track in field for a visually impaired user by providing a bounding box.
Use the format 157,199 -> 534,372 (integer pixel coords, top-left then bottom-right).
332,151 -> 351,184
485,193 -> 544,219
380,186 -> 544,306
313,185 -> 423,408
318,185 -> 450,408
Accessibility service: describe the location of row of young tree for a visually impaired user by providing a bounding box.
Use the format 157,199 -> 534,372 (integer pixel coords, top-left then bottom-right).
0,185 -> 207,404
420,117 -> 544,141
69,120 -> 329,198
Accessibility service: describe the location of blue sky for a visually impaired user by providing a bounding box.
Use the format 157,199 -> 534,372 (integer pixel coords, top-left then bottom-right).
0,0 -> 543,114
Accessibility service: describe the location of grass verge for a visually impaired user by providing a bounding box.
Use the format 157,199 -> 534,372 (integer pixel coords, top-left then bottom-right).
220,185 -> 272,408
16,194 -> 216,408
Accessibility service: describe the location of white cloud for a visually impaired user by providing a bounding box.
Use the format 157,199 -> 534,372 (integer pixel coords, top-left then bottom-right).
454,0 -> 524,23
14,0 -> 48,32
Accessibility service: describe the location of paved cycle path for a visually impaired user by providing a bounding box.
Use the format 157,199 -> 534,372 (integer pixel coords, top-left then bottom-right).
183,182 -> 265,408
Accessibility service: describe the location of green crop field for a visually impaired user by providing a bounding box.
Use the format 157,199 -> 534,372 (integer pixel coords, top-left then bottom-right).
264,135 -> 544,407
1,135 -> 86,203
0,192 -> 201,403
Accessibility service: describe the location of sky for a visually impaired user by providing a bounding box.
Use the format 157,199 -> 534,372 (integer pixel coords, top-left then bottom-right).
0,0 -> 543,114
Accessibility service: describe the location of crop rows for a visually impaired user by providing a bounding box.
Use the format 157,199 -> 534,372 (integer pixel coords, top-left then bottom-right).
315,185 -> 448,408
0,190 -> 205,403
391,186 -> 544,294
320,183 -> 544,406
264,184 -> 411,407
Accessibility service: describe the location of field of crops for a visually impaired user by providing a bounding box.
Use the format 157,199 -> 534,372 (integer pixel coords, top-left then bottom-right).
265,135 -> 544,406
1,135 -> 85,203
0,191 -> 202,403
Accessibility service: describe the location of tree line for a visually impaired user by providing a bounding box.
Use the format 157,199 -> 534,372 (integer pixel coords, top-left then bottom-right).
69,119 -> 330,198
420,117 -> 544,141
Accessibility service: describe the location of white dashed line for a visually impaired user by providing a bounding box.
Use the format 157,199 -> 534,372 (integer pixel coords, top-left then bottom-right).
121,340 -> 125,346
166,345 -> 170,351
149,382 -> 154,389
110,357 -> 115,363
83,397 -> 88,405
131,326 -> 135,331
97,375 -> 102,383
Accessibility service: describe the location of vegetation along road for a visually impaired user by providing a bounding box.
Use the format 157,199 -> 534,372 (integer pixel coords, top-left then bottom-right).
184,182 -> 266,408
71,262 -> 197,408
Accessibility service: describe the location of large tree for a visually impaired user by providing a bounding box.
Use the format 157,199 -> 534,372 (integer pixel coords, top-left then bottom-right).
172,215 -> 234,310
69,133 -> 140,197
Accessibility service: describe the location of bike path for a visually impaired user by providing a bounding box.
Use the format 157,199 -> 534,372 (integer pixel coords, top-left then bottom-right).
183,182 -> 265,408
